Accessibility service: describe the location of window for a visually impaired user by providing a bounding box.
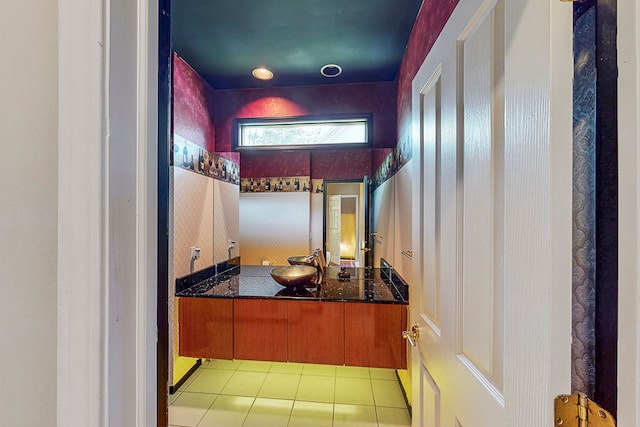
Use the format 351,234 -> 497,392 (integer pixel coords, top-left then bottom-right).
234,114 -> 372,150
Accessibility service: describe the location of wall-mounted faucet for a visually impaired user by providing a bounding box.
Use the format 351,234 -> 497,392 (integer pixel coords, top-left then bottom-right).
189,246 -> 201,273
227,239 -> 236,260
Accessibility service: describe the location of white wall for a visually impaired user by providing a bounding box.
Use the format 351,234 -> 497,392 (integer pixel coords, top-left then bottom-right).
393,161 -> 413,283
310,193 -> 324,252
0,0 -> 58,424
371,177 -> 396,267
371,162 -> 412,281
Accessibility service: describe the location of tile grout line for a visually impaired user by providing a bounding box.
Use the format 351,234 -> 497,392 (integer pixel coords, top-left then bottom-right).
239,395 -> 257,427
194,393 -> 219,427
174,362 -> 409,427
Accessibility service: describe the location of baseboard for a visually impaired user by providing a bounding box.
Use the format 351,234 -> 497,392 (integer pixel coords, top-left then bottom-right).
169,358 -> 202,394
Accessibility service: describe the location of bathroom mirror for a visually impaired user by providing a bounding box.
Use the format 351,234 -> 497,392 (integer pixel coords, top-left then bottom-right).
323,179 -> 371,268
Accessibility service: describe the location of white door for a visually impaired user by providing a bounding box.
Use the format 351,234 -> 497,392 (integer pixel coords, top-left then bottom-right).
410,0 -> 573,425
327,195 -> 342,265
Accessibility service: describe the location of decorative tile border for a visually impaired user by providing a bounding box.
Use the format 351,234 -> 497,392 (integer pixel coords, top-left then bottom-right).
240,176 -> 313,193
311,179 -> 325,194
172,134 -> 240,185
372,137 -> 413,189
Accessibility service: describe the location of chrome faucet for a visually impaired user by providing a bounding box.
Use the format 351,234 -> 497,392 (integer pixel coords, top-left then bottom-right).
306,248 -> 326,285
227,239 -> 236,260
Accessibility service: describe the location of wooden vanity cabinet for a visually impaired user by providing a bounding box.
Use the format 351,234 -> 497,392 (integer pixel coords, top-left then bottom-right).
287,301 -> 345,365
344,303 -> 407,369
179,296 -> 407,369
178,297 -> 233,359
234,299 -> 287,362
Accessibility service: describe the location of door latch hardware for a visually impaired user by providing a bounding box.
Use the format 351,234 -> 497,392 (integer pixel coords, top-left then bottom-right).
554,393 -> 615,426
402,323 -> 420,347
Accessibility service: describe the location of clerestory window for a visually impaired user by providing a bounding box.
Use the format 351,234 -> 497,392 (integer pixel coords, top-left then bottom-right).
234,114 -> 372,150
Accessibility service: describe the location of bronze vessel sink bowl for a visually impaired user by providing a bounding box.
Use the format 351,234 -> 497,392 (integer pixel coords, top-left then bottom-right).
270,265 -> 318,288
287,255 -> 314,266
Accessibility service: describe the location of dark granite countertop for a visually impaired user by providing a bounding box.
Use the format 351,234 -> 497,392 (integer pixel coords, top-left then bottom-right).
176,264 -> 408,304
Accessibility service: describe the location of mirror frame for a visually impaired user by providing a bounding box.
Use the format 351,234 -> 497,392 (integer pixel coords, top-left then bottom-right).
322,178 -> 371,268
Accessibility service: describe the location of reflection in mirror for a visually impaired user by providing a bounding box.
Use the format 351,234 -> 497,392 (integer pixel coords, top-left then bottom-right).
239,191 -> 311,266
324,180 -> 366,268
371,174 -> 395,268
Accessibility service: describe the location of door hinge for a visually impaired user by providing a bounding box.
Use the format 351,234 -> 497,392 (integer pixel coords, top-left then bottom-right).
554,394 -> 616,426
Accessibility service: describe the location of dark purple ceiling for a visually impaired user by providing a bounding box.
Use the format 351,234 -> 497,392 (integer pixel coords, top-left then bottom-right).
172,0 -> 423,89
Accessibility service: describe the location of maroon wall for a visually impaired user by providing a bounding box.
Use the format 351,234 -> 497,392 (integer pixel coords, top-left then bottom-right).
311,150 -> 373,180
213,82 -> 395,179
173,0 -> 458,177
240,151 -> 311,178
395,0 -> 459,148
213,82 -> 397,152
173,53 -> 216,151
238,149 -> 372,180
371,148 -> 393,174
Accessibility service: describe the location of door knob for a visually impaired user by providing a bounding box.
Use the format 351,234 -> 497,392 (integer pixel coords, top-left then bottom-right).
402,323 -> 420,347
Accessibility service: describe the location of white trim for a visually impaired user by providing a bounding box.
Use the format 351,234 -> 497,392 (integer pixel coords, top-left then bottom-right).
548,0 -> 574,405
136,0 -> 159,424
617,0 -> 640,423
58,0 -> 158,425
57,0 -> 107,425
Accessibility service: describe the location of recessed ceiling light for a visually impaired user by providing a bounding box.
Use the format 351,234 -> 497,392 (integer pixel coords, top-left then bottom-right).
320,64 -> 342,78
252,67 -> 273,80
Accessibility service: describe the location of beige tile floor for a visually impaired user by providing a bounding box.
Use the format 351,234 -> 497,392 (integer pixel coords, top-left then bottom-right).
169,359 -> 411,427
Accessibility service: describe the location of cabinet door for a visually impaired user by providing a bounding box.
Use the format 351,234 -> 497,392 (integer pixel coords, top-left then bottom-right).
288,301 -> 344,365
178,297 -> 233,359
344,303 -> 407,369
234,299 -> 288,362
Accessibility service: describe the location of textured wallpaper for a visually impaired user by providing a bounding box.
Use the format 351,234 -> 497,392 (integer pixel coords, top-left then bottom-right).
240,150 -> 311,178
168,169 -> 175,384
239,149 -> 373,182
396,0 -> 459,148
213,82 -> 397,152
170,166 -> 214,378
173,53 -> 216,151
571,0 -> 596,400
173,167 -> 215,277
311,149 -> 372,180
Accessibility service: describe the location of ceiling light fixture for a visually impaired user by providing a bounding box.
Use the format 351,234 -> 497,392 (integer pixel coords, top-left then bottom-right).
252,67 -> 274,80
320,64 -> 342,78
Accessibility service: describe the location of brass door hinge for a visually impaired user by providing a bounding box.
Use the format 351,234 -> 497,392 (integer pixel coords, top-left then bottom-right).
554,394 -> 616,426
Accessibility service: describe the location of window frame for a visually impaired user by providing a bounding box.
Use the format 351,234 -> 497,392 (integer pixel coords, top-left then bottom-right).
233,113 -> 373,151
